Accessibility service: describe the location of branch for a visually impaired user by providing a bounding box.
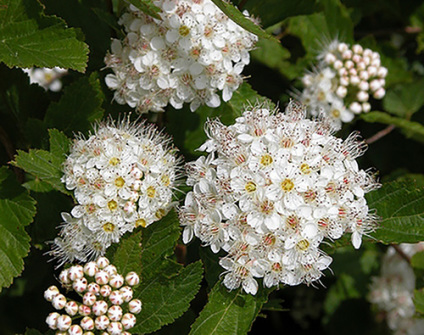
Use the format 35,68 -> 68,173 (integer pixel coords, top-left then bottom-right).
366,124 -> 395,144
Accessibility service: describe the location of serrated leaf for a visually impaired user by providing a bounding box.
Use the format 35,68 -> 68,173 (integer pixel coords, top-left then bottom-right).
44,73 -> 104,136
190,282 -> 271,335
0,0 -> 88,72
414,289 -> 424,314
412,251 -> 424,270
132,261 -> 203,334
199,247 -> 226,289
383,81 -> 424,117
111,230 -> 142,276
127,0 -> 161,20
367,181 -> 424,244
23,176 -> 54,193
210,0 -> 278,42
48,129 -> 71,166
361,111 -> 424,143
0,166 -> 36,292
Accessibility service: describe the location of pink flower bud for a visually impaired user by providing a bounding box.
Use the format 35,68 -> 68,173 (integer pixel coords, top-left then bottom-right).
83,292 -> 97,306
359,71 -> 369,81
59,269 -> 71,285
337,42 -> 348,53
324,52 -> 336,64
345,60 -> 354,69
357,90 -> 369,102
52,294 -> 67,310
336,86 -> 347,98
95,315 -> 110,330
80,316 -> 95,330
65,301 -> 79,316
108,321 -> 123,335
128,299 -> 142,314
84,262 -> 99,277
108,305 -> 123,322
338,67 -> 347,77
124,201 -> 136,213
92,300 -> 109,316
362,102 -> 371,113
68,324 -> 83,335
371,58 -> 381,67
333,60 -> 343,70
96,257 -> 110,269
373,88 -> 385,99
100,284 -> 112,297
363,48 -> 373,58
104,265 -> 118,276
340,76 -> 349,86
122,313 -> 137,330
72,277 -> 88,293
352,54 -> 361,63
109,291 -> 124,305
369,79 -> 381,92
95,270 -> 110,285
44,285 -> 60,302
350,76 -> 360,86
110,274 -> 124,289
87,282 -> 101,295
349,102 -> 362,114
68,265 -> 84,281
125,272 -> 140,286
352,44 -> 363,54
358,81 -> 369,91
378,66 -> 388,78
46,312 -> 60,329
56,314 -> 72,331
357,62 -> 366,71
120,286 -> 134,302
131,166 -> 143,179
342,50 -> 352,60
79,304 -> 91,316
367,66 -> 377,77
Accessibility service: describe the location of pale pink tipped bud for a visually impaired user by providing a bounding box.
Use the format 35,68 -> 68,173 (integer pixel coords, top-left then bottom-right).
357,61 -> 366,71
56,314 -> 72,331
96,257 -> 110,269
100,284 -> 112,297
337,42 -> 348,53
122,332 -> 132,335
342,50 -> 352,60
371,58 -> 381,67
72,277 -> 88,293
95,271 -> 110,285
83,292 -> 97,306
352,54 -> 361,63
125,272 -> 140,286
59,269 -> 70,285
83,332 -> 95,335
87,283 -> 101,295
333,60 -> 343,70
349,102 -> 362,114
373,87 -> 385,99
338,67 -> 347,77
55,332 -> 67,335
340,76 -> 349,86
362,102 -> 371,113
69,324 -> 83,335
84,262 -> 99,277
358,81 -> 369,91
108,305 -> 123,322
324,52 -> 336,64
357,91 -> 369,102
95,315 -> 110,330
336,86 -> 347,98
44,286 -> 60,302
350,76 -> 360,86
378,66 -> 388,78
367,66 -> 377,77
104,265 -> 118,276
359,71 -> 369,80
372,51 -> 380,60
379,78 -> 386,87
65,301 -> 79,316
363,48 -> 373,57
120,286 -> 134,302
124,201 -> 136,213
130,166 -> 143,179
108,321 -> 123,335
109,291 -> 124,305
122,313 -> 137,330
348,68 -> 357,76
80,316 -> 95,330
370,79 -> 381,92
352,44 -> 363,54
52,294 -> 67,310
363,56 -> 371,66
92,300 -> 109,316
128,299 -> 142,314
46,312 -> 60,329
68,265 -> 84,281
110,274 -> 125,289
78,304 -> 91,316
345,60 -> 354,69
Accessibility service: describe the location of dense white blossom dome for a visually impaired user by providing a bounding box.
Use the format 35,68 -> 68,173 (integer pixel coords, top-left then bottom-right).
179,101 -> 380,294
298,40 -> 387,130
104,0 -> 258,113
51,119 -> 181,265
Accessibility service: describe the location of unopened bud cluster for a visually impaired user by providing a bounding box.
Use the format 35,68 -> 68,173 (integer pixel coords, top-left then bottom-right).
45,257 -> 142,335
23,67 -> 67,92
179,101 -> 380,294
52,120 -> 181,265
369,243 -> 424,334
104,0 -> 257,113
298,40 -> 387,130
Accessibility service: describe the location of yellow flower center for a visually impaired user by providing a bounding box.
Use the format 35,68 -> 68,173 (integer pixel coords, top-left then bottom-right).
281,178 -> 294,192
146,186 -> 156,198
135,218 -> 147,228
108,200 -> 118,211
102,222 -> 115,233
115,177 -> 125,188
332,109 -> 341,118
300,163 -> 311,174
296,239 -> 310,251
161,175 -> 170,187
179,25 -> 190,37
85,203 -> 96,214
260,154 -> 273,166
109,157 -> 120,166
155,208 -> 166,219
244,181 -> 257,193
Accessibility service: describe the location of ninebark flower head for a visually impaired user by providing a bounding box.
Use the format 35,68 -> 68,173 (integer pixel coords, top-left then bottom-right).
179,101 -> 380,294
104,0 -> 258,113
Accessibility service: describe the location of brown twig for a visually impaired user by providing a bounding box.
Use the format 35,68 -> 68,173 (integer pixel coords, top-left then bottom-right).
392,244 -> 411,264
366,124 -> 395,144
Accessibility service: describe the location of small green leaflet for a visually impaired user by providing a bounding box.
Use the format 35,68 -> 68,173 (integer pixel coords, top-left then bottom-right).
127,0 -> 161,20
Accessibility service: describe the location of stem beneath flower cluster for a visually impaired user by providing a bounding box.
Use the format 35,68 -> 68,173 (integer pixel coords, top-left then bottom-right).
391,244 -> 411,264
366,124 -> 395,144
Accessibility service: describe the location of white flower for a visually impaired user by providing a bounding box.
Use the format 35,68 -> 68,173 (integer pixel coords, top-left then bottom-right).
104,0 -> 258,113
179,101 -> 380,294
51,118 -> 182,265
23,67 -> 67,92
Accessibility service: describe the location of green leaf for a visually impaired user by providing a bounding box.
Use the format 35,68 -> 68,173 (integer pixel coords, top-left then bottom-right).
0,0 -> 88,72
244,0 -> 320,28
414,289 -> 424,314
190,282 -> 271,335
410,3 -> 424,54
383,81 -> 424,117
361,111 -> 424,143
24,329 -> 43,335
12,129 -> 70,195
22,176 -> 54,193
44,73 -> 104,136
0,166 -> 36,292
210,0 -> 278,42
111,230 -> 142,276
127,0 -> 161,20
132,261 -> 203,334
367,180 -> 424,244
411,251 -> 424,270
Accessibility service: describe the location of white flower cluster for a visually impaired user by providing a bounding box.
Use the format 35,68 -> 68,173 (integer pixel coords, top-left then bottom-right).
369,243 -> 424,335
52,120 -> 181,265
298,40 -> 387,130
45,257 -> 142,335
179,101 -> 380,294
104,0 -> 257,113
23,67 -> 67,92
